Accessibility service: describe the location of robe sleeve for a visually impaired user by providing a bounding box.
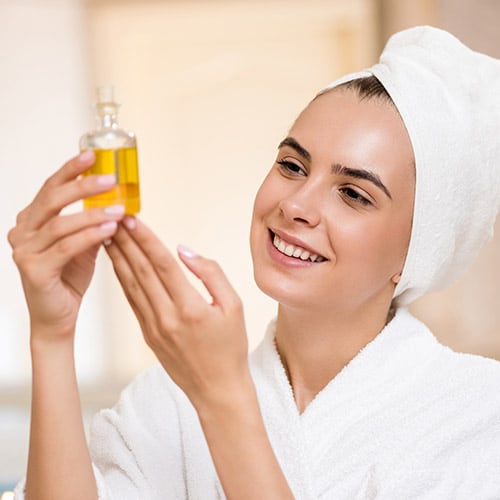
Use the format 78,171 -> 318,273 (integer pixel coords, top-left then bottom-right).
15,364 -> 188,500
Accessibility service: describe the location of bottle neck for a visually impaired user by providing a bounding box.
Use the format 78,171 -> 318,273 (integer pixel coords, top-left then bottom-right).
99,114 -> 118,129
96,102 -> 119,129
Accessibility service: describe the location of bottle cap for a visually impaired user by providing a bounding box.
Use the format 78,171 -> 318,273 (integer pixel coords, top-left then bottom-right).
96,85 -> 115,104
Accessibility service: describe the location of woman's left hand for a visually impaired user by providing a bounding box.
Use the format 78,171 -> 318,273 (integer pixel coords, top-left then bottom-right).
106,217 -> 295,500
104,217 -> 250,409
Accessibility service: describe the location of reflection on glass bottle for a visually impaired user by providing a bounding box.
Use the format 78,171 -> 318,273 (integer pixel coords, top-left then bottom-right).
80,86 -> 141,214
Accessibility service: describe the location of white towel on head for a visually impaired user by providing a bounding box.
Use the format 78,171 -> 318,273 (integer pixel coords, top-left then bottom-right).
320,26 -> 500,305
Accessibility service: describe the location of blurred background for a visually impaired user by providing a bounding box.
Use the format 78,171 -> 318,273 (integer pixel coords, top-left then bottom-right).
1,0 -> 499,493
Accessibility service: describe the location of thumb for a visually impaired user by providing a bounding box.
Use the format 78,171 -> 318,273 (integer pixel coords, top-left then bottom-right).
176,245 -> 241,312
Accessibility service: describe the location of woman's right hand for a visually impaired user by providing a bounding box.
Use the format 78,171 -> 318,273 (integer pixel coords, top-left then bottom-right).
7,151 -> 125,343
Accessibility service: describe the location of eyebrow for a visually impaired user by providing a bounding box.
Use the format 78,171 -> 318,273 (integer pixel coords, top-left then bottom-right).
278,136 -> 392,200
331,163 -> 392,200
278,137 -> 311,161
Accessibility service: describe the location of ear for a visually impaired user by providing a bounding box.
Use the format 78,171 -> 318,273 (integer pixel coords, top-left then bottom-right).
391,272 -> 402,284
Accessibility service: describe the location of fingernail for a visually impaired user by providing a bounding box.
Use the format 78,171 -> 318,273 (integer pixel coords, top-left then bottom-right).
79,150 -> 95,163
100,220 -> 117,233
123,216 -> 136,230
97,174 -> 116,186
103,238 -> 112,246
104,204 -> 125,216
177,244 -> 197,258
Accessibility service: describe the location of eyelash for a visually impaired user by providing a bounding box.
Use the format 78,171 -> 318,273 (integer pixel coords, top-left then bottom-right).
277,159 -> 372,207
277,159 -> 305,176
339,187 -> 372,206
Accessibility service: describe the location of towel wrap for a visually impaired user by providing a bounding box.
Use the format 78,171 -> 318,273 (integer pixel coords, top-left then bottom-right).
319,26 -> 500,305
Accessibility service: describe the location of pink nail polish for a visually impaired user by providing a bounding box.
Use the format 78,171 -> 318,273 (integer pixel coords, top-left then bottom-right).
177,244 -> 197,258
97,174 -> 116,186
123,216 -> 136,230
79,150 -> 95,163
104,204 -> 125,216
100,220 -> 117,233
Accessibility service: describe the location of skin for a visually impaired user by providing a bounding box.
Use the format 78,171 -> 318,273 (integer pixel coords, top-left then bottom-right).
250,89 -> 415,410
9,88 -> 414,499
8,151 -> 123,500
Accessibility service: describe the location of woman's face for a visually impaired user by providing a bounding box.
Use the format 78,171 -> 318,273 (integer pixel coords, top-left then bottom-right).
250,89 -> 415,314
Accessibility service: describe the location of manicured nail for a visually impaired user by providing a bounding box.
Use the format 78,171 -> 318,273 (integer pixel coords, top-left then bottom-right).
103,238 -> 112,246
104,204 -> 125,216
97,174 -> 116,186
79,150 -> 95,163
100,220 -> 117,233
177,244 -> 198,258
123,216 -> 136,230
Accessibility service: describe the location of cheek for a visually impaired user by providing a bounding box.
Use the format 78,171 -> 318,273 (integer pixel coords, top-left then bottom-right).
250,173 -> 280,227
252,184 -> 269,219
250,177 -> 274,249
382,201 -> 414,267
370,221 -> 411,276
333,214 -> 410,276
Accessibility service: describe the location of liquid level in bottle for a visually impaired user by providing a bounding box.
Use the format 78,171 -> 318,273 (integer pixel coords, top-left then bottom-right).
82,147 -> 140,215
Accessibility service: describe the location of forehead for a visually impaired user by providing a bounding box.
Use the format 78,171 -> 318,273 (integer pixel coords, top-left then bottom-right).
288,90 -> 415,182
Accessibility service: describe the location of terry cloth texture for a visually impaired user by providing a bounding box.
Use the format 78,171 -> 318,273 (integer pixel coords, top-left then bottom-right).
320,26 -> 500,305
14,309 -> 500,499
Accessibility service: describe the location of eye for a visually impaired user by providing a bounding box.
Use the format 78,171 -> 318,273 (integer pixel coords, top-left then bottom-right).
277,159 -> 306,177
339,187 -> 372,206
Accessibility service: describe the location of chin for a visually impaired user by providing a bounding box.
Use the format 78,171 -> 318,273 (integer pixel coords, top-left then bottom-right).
253,268 -> 319,311
252,264 -> 286,302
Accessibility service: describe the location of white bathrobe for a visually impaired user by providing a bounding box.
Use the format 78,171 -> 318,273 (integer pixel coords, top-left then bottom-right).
14,309 -> 500,499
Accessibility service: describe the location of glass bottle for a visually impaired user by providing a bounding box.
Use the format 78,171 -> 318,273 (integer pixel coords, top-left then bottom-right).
80,86 -> 140,214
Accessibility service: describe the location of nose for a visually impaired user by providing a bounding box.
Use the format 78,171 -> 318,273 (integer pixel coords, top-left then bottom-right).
278,184 -> 322,227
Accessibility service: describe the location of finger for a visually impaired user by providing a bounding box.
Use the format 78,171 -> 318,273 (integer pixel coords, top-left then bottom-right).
177,245 -> 242,314
22,151 -> 96,226
25,172 -> 117,232
105,228 -> 174,347
46,151 -> 96,186
118,217 -> 206,308
13,222 -> 118,288
108,223 -> 178,313
104,241 -> 151,327
27,205 -> 125,254
13,153 -> 94,228
17,150 -> 115,232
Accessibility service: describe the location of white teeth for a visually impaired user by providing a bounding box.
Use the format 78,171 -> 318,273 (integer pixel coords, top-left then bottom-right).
272,234 -> 325,262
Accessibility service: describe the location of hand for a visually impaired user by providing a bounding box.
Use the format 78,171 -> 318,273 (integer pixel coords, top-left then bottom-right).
104,217 -> 250,408
106,220 -> 294,500
8,152 -> 126,342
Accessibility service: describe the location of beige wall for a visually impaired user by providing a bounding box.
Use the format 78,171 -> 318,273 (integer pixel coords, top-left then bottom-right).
0,0 -> 94,485
0,0 -> 106,386
437,0 -> 500,57
85,0 -> 379,380
378,0 -> 438,43
87,0 -> 500,367
0,0 -> 378,484
2,0 -> 500,488
3,0 -> 499,388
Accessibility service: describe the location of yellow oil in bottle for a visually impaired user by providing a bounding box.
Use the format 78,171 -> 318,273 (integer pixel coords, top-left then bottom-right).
82,147 -> 140,215
80,86 -> 141,215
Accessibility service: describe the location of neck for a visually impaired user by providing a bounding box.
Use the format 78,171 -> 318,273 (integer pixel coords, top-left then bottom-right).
274,300 -> 392,413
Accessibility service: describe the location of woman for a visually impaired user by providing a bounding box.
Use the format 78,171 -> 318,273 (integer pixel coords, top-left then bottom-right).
9,26 -> 500,499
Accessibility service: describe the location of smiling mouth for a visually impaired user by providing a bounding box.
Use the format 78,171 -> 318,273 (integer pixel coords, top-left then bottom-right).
271,232 -> 327,263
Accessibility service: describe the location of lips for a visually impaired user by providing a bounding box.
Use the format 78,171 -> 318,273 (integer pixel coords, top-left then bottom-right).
271,231 -> 327,263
